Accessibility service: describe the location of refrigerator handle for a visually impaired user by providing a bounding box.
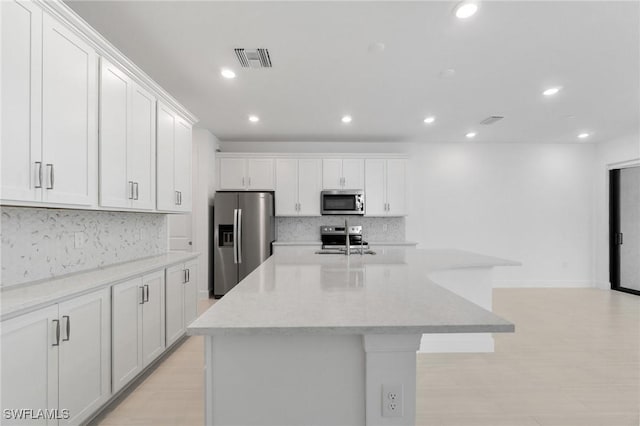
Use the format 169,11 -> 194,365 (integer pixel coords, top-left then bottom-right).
233,209 -> 238,264
238,209 -> 243,264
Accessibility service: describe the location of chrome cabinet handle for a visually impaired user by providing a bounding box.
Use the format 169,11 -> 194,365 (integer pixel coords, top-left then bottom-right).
134,182 -> 139,200
175,190 -> 180,205
34,162 -> 43,188
129,181 -> 134,199
139,286 -> 145,304
178,191 -> 182,205
62,315 -> 70,342
183,269 -> 188,284
187,268 -> 190,283
52,320 -> 60,346
144,284 -> 149,302
46,164 -> 54,189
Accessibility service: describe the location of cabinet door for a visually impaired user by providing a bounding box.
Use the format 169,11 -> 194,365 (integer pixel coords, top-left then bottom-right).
1,306 -> 58,426
275,159 -> 298,216
58,288 -> 111,426
386,159 -> 407,216
365,159 -> 386,216
156,102 -> 176,211
247,158 -> 274,190
129,84 -> 156,210
112,278 -> 143,393
183,260 -> 199,327
174,117 -> 192,211
0,0 -> 42,202
297,159 -> 322,216
219,158 -> 247,190
99,59 -> 131,209
41,13 -> 97,206
165,265 -> 185,347
322,159 -> 343,189
341,159 -> 364,190
142,271 -> 166,367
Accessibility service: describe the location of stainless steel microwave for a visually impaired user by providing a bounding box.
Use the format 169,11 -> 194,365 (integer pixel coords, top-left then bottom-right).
321,190 -> 365,215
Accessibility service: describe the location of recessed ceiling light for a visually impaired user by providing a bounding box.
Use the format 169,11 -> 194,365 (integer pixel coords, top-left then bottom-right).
438,68 -> 456,79
368,42 -> 386,53
578,132 -> 590,139
220,68 -> 236,79
455,1 -> 478,19
465,132 -> 477,138
341,115 -> 352,124
543,87 -> 561,96
248,115 -> 260,123
424,116 -> 436,124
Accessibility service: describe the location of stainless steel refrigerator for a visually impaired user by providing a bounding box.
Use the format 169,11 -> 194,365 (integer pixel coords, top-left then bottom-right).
212,192 -> 274,298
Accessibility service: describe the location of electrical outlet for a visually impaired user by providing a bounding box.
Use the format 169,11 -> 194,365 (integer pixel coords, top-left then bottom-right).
382,384 -> 403,417
74,232 -> 85,249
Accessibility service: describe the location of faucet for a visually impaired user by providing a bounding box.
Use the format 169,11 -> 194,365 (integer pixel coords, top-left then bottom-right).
344,219 -> 350,257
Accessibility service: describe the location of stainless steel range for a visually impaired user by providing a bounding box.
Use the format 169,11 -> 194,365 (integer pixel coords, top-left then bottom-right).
320,225 -> 369,250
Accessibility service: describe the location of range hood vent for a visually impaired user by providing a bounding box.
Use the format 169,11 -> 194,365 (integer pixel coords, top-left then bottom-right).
480,116 -> 504,125
235,48 -> 272,68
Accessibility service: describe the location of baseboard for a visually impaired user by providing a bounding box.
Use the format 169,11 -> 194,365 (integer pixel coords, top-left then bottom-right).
493,280 -> 594,288
198,289 -> 209,299
593,281 -> 611,290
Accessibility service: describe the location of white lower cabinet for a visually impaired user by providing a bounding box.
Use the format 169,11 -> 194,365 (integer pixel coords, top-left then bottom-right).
0,288 -> 110,426
112,271 -> 165,394
165,260 -> 198,347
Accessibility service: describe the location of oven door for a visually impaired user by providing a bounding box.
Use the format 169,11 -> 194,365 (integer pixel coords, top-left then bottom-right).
321,191 -> 364,215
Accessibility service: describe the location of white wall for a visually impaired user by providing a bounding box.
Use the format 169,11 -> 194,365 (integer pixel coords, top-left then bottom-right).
219,140 -> 600,288
190,127 -> 219,297
592,133 -> 640,289
406,142 -> 596,288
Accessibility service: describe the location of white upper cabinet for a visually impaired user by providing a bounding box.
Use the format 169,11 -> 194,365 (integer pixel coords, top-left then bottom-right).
2,1 -> 195,211
364,159 -> 386,216
100,59 -> 156,210
156,102 -> 192,212
174,117 -> 193,211
0,0 -> 42,203
365,159 -> 407,216
275,158 -> 322,216
322,159 -> 364,190
1,4 -> 98,206
219,157 -> 275,190
41,12 -> 97,206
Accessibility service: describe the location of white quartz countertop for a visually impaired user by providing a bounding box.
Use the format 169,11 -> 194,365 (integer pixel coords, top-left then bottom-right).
1,251 -> 199,320
188,248 -> 519,336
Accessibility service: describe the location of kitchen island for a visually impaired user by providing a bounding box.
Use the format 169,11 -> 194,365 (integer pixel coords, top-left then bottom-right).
188,248 -> 517,426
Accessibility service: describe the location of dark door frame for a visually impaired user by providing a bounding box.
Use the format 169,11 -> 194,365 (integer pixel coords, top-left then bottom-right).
610,168 -> 640,296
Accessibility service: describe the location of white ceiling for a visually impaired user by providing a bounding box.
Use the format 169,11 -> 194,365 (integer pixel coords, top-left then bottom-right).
66,1 -> 640,144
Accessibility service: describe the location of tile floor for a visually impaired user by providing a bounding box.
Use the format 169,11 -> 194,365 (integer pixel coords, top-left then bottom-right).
92,289 -> 639,426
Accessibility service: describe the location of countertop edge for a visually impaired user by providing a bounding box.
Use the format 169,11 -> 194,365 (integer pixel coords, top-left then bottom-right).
187,322 -> 515,336
1,251 -> 200,321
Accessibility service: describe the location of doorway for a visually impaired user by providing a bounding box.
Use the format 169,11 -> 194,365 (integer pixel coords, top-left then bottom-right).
610,166 -> 640,295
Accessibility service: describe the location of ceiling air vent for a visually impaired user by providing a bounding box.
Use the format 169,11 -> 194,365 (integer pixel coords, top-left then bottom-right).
480,116 -> 504,125
235,48 -> 272,68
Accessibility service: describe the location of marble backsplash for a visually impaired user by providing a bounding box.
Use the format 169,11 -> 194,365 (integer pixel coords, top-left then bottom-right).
1,207 -> 167,287
276,216 -> 405,242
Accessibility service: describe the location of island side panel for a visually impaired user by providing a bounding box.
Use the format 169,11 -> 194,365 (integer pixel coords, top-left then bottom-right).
205,334 -> 366,426
420,267 -> 495,353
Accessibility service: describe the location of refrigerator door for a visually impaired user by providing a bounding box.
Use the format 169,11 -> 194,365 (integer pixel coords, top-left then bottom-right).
213,192 -> 239,296
238,192 -> 274,281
